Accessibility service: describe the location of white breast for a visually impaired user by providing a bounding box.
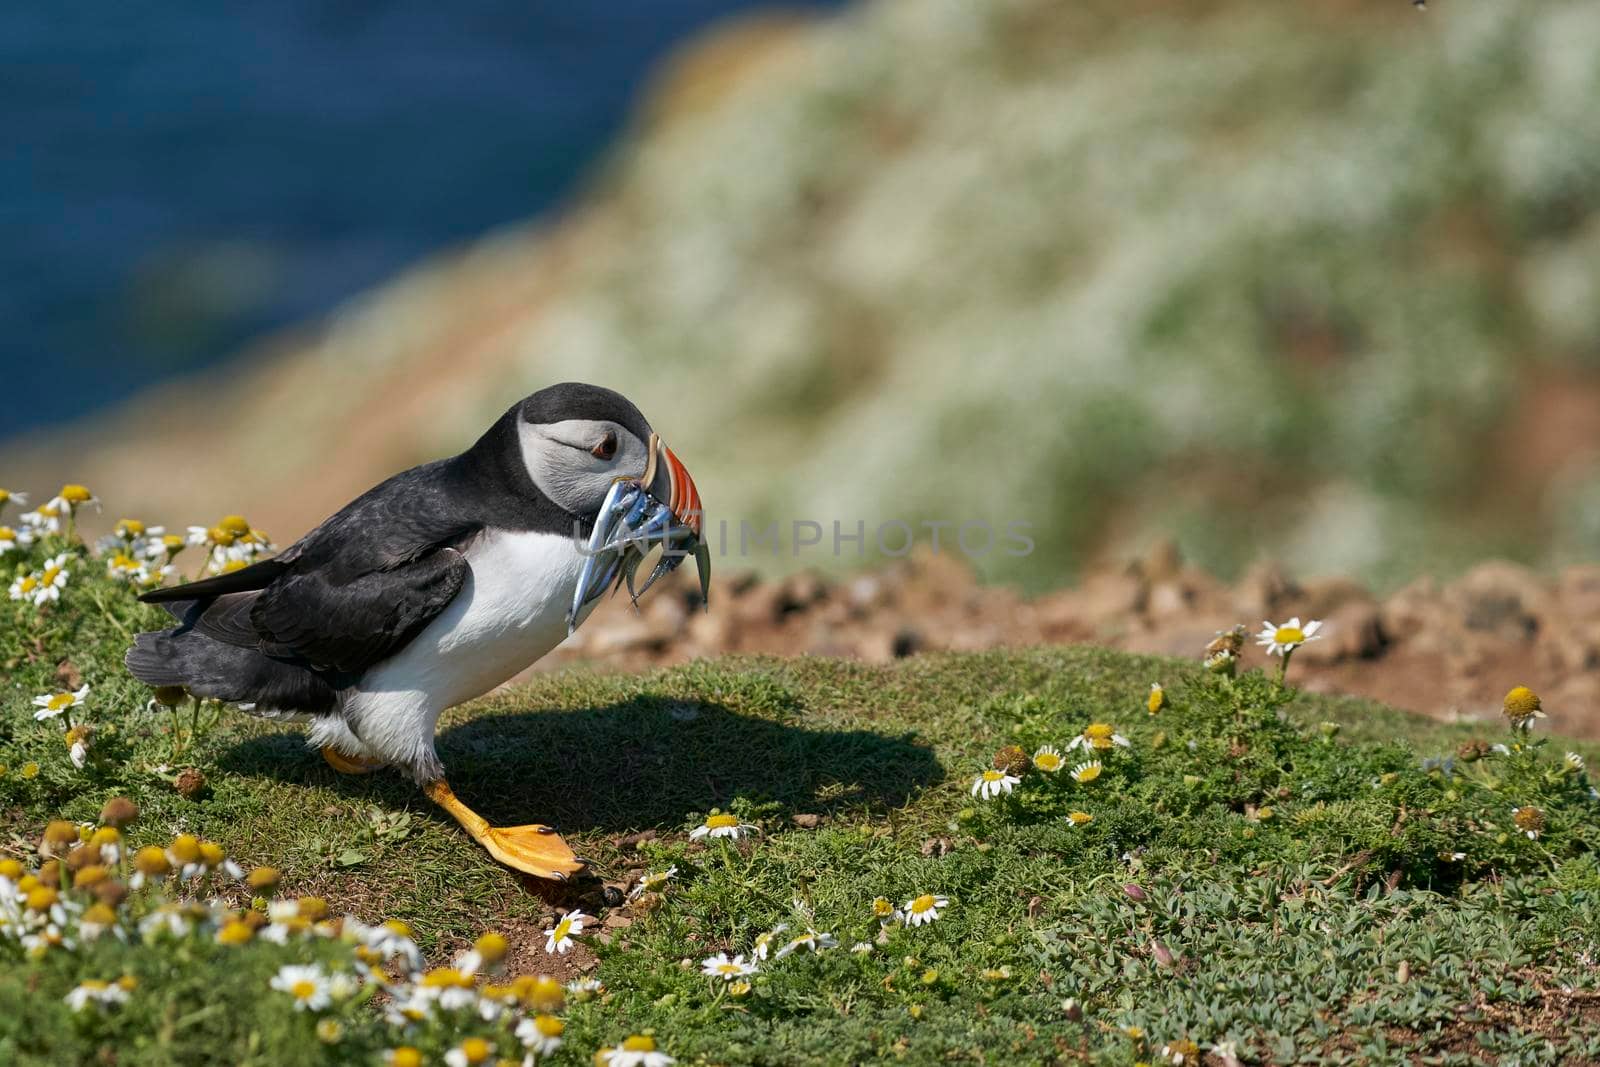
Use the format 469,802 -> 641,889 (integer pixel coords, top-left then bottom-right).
350,529 -> 596,722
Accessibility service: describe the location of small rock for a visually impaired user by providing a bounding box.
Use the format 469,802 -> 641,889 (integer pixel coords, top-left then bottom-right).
920,836 -> 953,858
791,813 -> 822,829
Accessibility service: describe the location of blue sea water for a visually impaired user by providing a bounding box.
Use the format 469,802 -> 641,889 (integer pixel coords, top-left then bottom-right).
0,1 -> 842,442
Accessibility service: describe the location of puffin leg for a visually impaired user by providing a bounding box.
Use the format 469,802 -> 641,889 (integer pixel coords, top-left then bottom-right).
321,747 -> 389,775
422,779 -> 585,882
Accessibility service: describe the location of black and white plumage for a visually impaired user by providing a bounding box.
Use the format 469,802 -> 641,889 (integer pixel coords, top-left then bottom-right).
126,383 -> 704,798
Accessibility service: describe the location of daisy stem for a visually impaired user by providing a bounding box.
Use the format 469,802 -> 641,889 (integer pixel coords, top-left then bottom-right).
1277,648 -> 1293,687
85,587 -> 132,641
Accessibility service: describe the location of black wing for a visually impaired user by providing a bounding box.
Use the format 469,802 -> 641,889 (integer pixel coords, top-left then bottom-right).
140,461 -> 476,677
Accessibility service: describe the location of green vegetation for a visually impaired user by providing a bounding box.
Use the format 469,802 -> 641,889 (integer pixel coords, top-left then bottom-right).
4,529 -> 1600,1064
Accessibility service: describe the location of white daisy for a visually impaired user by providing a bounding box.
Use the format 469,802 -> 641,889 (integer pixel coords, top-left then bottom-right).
1065,723 -> 1130,752
689,813 -> 758,840
751,924 -> 787,960
0,524 -> 31,554
142,532 -> 189,562
20,504 -> 61,535
543,909 -> 589,955
50,485 -> 99,514
1070,760 -> 1104,784
0,488 -> 29,513
567,977 -> 604,1000
1066,810 -> 1094,827
33,684 -> 89,722
903,893 -> 948,927
700,952 -> 758,980
1256,617 -> 1323,656
26,553 -> 71,606
774,928 -> 838,958
270,963 -> 332,1011
602,1035 -> 675,1067
67,726 -> 91,769
517,1014 -> 565,1056
1031,745 -> 1065,773
63,979 -> 129,1012
630,866 -> 678,899
971,768 -> 1020,799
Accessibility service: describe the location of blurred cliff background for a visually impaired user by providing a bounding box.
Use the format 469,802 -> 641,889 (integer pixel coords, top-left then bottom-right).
5,0 -> 1600,597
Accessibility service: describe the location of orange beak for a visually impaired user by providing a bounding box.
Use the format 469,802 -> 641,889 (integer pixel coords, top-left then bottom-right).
644,433 -> 702,537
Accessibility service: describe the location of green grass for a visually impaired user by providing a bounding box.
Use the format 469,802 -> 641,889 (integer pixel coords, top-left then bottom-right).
4,544 -> 1600,1064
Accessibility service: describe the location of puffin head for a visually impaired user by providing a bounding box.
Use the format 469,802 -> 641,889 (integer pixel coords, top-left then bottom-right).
513,382 -> 702,536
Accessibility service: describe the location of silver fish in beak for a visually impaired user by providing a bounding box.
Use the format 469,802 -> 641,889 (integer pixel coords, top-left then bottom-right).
567,434 -> 708,634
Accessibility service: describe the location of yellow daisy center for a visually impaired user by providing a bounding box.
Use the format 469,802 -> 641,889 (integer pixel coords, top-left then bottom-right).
1512,806 -> 1544,832
1033,752 -> 1062,771
981,769 -> 1005,782
1068,811 -> 1093,825
1085,723 -> 1114,739
460,1038 -> 491,1063
535,1015 -> 564,1038
553,918 -> 573,940
474,931 -> 508,962
1074,764 -> 1103,783
909,894 -> 937,914
81,979 -> 110,992
1274,626 -> 1305,645
621,1036 -> 657,1053
291,980 -> 318,1000
60,485 -> 92,504
218,921 -> 253,945
169,835 -> 201,863
0,526 -> 14,540
1503,686 -> 1541,715
47,693 -> 73,710
716,962 -> 741,974
41,566 -> 61,585
19,576 -> 37,593
390,1050 -> 422,1067
117,519 -> 144,537
706,813 -> 740,829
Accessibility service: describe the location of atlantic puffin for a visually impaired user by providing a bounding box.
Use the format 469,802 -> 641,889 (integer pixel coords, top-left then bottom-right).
126,383 -> 705,880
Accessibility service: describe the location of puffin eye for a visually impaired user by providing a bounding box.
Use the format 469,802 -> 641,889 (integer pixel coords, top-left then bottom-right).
591,431 -> 618,461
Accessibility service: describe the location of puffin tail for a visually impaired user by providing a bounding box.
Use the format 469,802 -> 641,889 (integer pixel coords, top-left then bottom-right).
125,628 -> 339,715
